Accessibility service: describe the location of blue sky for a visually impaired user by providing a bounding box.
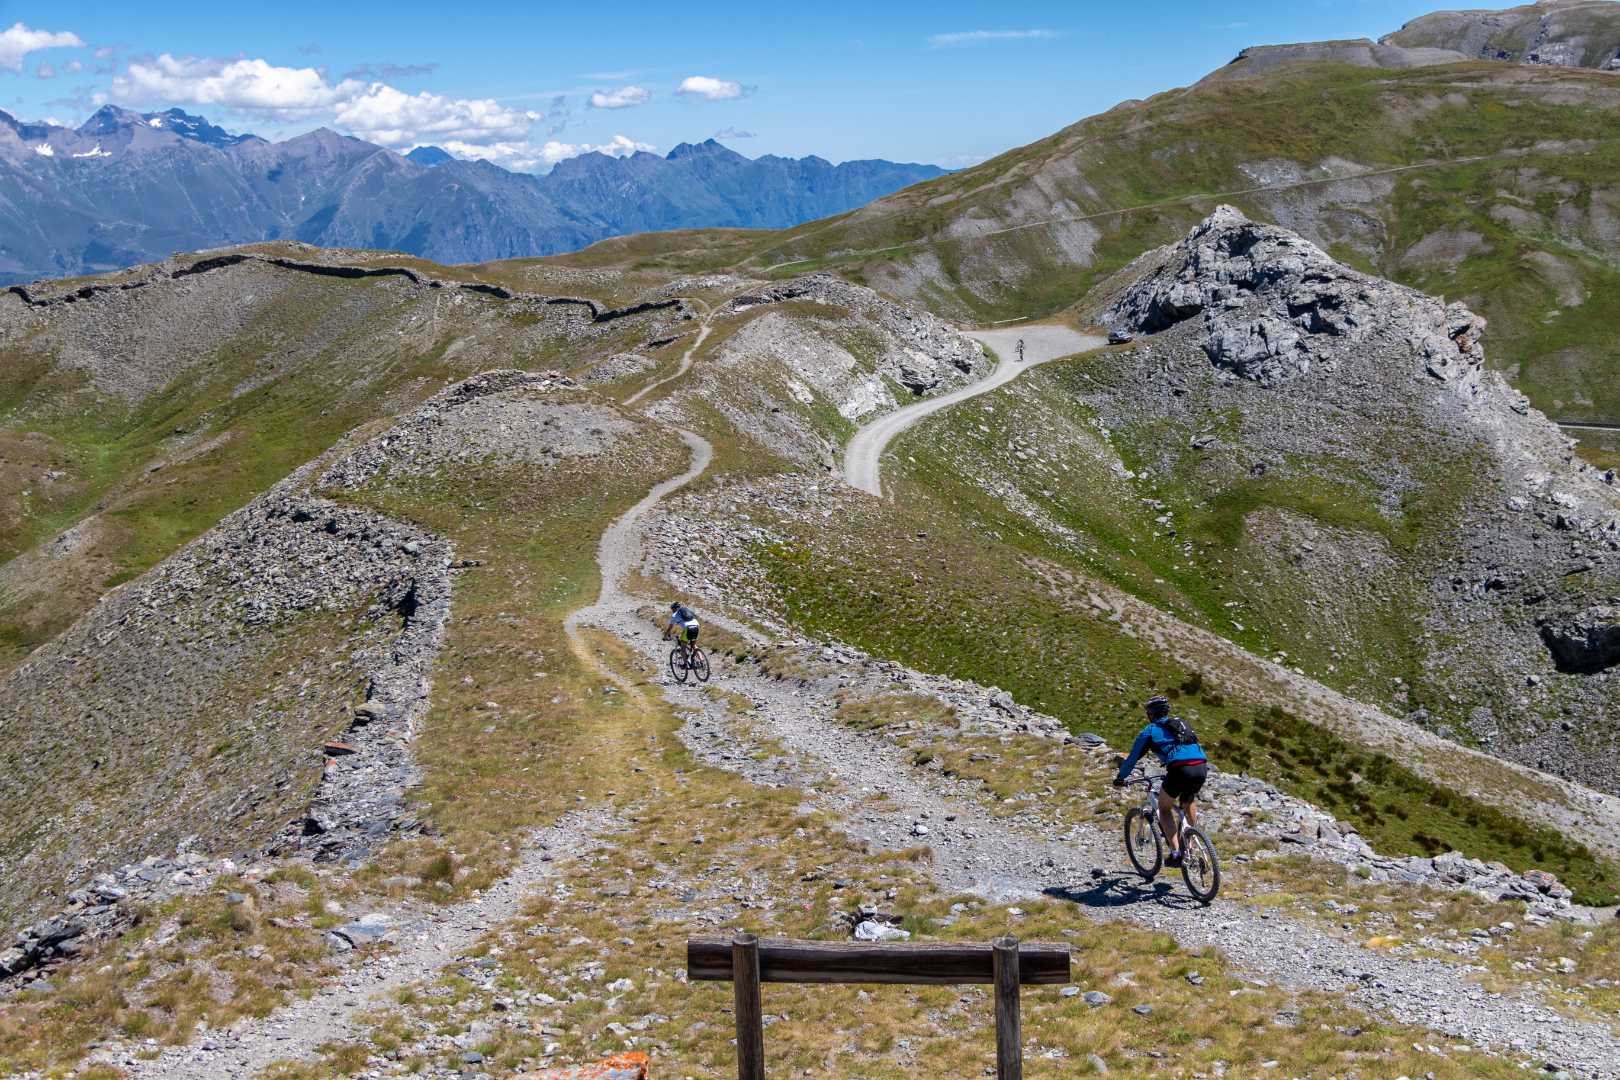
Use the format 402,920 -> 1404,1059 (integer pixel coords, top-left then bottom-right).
0,1 -> 1512,171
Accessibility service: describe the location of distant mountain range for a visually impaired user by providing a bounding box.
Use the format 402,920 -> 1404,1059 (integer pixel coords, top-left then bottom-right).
0,105 -> 946,283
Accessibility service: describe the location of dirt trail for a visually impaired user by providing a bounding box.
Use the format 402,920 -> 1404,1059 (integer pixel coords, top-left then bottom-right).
96,303 -> 725,1079
843,325 -> 1102,496
607,623 -> 1620,1077
623,299 -> 712,408
100,814 -> 614,1079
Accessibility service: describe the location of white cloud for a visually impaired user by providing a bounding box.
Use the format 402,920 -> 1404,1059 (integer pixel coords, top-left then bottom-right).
35,62 -> 56,79
676,75 -> 745,101
112,54 -> 361,116
713,126 -> 755,140
0,22 -> 84,72
927,29 -> 1060,48
334,84 -> 539,147
589,85 -> 649,110
110,53 -> 541,149
441,133 -> 654,173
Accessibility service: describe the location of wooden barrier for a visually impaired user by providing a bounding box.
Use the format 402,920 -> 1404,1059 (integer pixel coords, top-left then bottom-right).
688,934 -> 1071,1079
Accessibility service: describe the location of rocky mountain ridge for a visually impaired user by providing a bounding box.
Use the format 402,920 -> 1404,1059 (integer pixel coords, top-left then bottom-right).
1207,0 -> 1620,81
1383,0 -> 1620,69
0,107 -> 944,284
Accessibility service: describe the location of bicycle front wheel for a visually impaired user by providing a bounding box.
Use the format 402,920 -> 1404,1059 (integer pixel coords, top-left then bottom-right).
691,648 -> 710,683
1124,808 -> 1161,879
669,647 -> 689,684
1179,827 -> 1221,904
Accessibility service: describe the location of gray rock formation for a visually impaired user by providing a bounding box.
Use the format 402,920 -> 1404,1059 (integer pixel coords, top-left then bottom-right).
1382,1 -> 1620,70
1106,204 -> 1486,392
0,450 -> 453,944
650,273 -> 989,471
1201,39 -> 1469,83
1539,606 -> 1620,673
1094,206 -> 1620,793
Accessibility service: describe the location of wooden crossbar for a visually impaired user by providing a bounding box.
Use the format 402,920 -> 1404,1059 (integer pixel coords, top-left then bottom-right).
687,934 -> 1070,1080
686,935 -> 1070,985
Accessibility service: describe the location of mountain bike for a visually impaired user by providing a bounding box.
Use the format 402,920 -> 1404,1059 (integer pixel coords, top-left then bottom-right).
669,636 -> 710,684
1120,771 -> 1220,904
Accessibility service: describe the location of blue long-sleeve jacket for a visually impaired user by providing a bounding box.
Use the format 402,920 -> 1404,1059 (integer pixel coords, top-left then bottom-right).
1115,720 -> 1207,782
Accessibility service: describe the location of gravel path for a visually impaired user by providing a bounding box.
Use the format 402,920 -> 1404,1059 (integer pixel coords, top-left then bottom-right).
623,300 -> 712,408
98,814 -> 615,1079
842,325 -> 1102,496
622,632 -> 1619,1078
560,305 -> 1620,1076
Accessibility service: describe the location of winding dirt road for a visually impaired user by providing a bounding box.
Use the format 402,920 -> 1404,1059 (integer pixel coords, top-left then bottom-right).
843,325 -> 1102,496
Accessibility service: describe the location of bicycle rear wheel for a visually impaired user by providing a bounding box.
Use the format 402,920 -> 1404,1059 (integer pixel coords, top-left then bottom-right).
669,647 -> 689,684
691,648 -> 710,683
1179,827 -> 1221,904
1124,808 -> 1161,879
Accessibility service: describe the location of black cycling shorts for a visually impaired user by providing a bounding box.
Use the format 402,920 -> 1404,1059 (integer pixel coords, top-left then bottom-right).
1163,762 -> 1207,802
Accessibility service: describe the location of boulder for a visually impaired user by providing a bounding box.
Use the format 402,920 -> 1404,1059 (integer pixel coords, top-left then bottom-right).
1538,607 -> 1620,674
854,920 -> 910,942
988,689 -> 1022,718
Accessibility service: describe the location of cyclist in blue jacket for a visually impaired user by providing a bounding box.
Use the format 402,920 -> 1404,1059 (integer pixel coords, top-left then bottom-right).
1113,695 -> 1209,867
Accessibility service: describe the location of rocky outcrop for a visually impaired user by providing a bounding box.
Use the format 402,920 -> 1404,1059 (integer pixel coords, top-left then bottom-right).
580,353 -> 657,386
1106,205 -> 1486,392
723,273 -> 986,393
1539,607 -> 1620,673
1201,39 -> 1468,83
320,370 -> 603,490
1382,1 -> 1620,70
1088,207 -> 1620,795
653,273 -> 990,471
0,470 -> 453,976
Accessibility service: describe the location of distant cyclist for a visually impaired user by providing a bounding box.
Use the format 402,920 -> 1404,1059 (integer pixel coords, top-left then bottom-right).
663,601 -> 701,654
1113,696 -> 1208,867
1016,337 -> 1025,361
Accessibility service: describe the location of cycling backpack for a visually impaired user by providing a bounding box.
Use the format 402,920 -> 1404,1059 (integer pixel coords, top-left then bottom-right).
1160,715 -> 1198,746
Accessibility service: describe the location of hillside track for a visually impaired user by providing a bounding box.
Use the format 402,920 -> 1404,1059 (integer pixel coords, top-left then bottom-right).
100,814 -> 618,1079
619,622 -> 1620,1077
842,325 -> 1103,496
97,301 -> 725,1078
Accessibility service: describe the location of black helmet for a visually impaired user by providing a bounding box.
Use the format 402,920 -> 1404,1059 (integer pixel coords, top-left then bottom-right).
671,602 -> 681,611
1145,696 -> 1171,719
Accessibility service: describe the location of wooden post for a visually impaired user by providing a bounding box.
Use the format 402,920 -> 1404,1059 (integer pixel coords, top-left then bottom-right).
732,932 -> 766,1080
992,936 -> 1022,1080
